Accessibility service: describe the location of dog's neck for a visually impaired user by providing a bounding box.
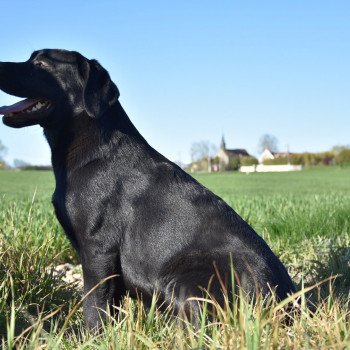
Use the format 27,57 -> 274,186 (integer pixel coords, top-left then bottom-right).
44,112 -> 97,171
44,102 -> 151,180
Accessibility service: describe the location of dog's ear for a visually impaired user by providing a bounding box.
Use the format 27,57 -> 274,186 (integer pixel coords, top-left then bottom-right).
82,59 -> 119,118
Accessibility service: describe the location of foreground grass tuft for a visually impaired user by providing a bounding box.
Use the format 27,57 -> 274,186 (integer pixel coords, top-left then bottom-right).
1,277 -> 350,349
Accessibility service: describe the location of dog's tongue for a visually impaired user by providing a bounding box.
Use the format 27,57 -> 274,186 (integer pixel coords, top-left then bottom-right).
0,98 -> 40,115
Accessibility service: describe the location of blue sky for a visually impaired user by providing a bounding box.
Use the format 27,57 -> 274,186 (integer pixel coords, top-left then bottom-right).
0,0 -> 349,165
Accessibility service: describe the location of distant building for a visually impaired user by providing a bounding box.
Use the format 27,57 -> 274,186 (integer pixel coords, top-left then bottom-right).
215,135 -> 250,171
240,148 -> 302,173
258,148 -> 297,164
188,135 -> 250,173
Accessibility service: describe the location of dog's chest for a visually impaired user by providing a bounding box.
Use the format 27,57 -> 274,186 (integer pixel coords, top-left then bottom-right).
51,190 -> 77,247
52,187 -> 93,241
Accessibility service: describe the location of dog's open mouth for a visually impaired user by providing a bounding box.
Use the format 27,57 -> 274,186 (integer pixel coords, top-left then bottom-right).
0,98 -> 53,127
0,98 -> 52,117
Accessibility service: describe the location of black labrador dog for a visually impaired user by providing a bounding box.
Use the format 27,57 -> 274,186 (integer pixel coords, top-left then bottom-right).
0,49 -> 295,329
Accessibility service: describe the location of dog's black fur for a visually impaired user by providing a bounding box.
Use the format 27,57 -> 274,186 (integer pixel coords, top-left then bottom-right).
0,49 -> 296,329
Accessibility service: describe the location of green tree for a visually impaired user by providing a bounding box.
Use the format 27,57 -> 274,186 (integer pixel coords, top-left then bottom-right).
241,156 -> 259,166
0,140 -> 7,168
227,156 -> 241,171
190,141 -> 218,172
0,140 -> 7,160
334,149 -> 350,166
331,145 -> 350,155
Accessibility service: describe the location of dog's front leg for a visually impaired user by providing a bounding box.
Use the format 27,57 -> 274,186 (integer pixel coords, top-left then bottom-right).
80,251 -> 124,331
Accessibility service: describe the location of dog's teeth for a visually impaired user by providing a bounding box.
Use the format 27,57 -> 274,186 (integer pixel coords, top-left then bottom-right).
22,101 -> 49,113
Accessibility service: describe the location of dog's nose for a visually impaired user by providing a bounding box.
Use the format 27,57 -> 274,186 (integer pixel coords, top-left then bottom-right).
0,62 -> 8,82
0,63 -> 5,84
0,62 -> 7,77
0,62 -> 21,86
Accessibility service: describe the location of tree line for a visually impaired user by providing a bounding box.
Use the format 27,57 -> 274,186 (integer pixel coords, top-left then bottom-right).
0,140 -> 52,170
1,136 -> 350,171
189,133 -> 350,172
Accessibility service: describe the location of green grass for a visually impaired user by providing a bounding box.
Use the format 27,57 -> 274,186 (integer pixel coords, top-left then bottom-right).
0,170 -> 54,200
0,167 -> 349,348
194,166 -> 350,196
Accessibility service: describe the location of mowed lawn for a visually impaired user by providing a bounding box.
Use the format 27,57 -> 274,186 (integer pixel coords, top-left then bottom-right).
0,167 -> 349,348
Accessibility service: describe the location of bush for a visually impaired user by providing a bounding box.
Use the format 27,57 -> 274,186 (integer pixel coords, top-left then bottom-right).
335,149 -> 350,166
263,157 -> 289,165
21,165 -> 52,171
227,156 -> 241,171
289,154 -> 303,165
240,156 -> 258,166
319,152 -> 335,165
263,153 -> 335,167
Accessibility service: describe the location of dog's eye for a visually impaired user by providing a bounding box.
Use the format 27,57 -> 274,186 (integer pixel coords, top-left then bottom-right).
34,60 -> 49,68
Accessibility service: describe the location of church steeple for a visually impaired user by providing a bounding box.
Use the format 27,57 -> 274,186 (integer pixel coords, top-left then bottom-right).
220,134 -> 226,150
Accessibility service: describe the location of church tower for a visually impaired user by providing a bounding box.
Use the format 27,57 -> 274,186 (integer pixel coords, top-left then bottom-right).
220,134 -> 226,150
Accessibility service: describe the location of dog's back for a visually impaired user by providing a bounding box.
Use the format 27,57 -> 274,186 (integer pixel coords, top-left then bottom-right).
115,153 -> 296,305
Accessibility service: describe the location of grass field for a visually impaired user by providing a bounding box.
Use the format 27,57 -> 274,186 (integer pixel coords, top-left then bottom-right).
0,167 -> 349,348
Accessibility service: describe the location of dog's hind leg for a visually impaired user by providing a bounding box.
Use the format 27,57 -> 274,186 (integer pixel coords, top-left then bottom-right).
163,282 -> 202,327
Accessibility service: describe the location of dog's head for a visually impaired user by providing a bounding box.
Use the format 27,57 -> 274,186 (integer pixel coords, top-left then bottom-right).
0,49 -> 119,128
